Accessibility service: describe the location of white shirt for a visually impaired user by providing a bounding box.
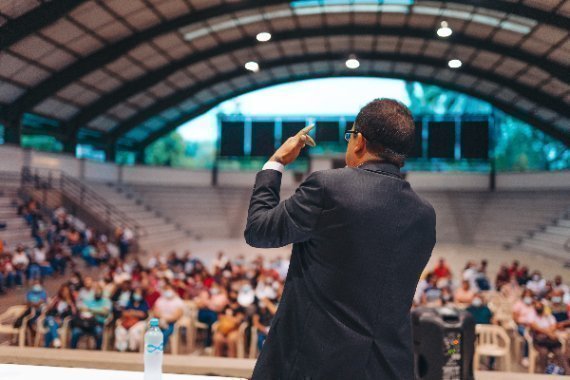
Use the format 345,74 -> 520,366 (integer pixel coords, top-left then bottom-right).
262,161 -> 285,173
154,296 -> 184,321
12,252 -> 29,267
532,313 -> 556,330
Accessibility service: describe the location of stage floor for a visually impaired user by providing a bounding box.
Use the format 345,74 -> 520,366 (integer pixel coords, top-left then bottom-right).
0,364 -> 244,380
0,360 -> 568,380
0,363 -> 568,380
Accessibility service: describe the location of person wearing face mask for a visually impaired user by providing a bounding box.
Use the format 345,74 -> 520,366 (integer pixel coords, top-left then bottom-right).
526,271 -> 546,296
70,284 -> 111,350
114,288 -> 149,352
466,294 -> 496,369
546,290 -> 568,322
529,301 -> 570,374
466,294 -> 494,325
13,279 -> 48,337
213,306 -> 245,357
44,283 -> 77,348
152,283 -> 185,350
196,283 -> 229,347
253,297 -> 278,354
513,289 -> 537,367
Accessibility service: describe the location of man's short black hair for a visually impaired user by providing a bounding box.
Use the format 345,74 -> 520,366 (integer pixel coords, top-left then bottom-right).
354,98 -> 415,167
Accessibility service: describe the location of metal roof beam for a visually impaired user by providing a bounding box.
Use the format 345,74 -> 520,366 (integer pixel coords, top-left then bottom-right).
0,0 -> 89,50
107,51 -> 568,147
5,0 -> 567,117
134,70 -> 570,150
63,26 -> 568,138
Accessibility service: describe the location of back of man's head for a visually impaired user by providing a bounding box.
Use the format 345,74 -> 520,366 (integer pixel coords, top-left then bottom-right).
355,98 -> 415,167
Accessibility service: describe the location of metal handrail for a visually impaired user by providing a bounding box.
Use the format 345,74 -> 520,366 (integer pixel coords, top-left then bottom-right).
20,166 -> 146,238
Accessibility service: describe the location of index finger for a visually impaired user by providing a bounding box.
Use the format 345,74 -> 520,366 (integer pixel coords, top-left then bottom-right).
297,124 -> 314,136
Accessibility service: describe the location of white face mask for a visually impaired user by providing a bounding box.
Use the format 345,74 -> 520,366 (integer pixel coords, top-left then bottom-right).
523,297 -> 533,305
163,290 -> 175,299
33,285 -> 43,292
552,297 -> 562,304
472,298 -> 483,307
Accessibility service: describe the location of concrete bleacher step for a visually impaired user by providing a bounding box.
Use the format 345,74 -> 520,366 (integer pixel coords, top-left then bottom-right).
519,240 -> 569,262
545,225 -> 570,236
532,231 -> 569,245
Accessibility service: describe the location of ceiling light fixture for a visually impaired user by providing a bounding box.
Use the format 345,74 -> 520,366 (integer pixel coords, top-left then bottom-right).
345,55 -> 360,69
256,32 -> 272,42
437,21 -> 452,38
448,59 -> 462,69
245,61 -> 260,72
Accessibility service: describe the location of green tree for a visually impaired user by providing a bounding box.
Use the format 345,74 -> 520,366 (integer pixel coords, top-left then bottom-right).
21,135 -> 63,152
145,132 -> 187,166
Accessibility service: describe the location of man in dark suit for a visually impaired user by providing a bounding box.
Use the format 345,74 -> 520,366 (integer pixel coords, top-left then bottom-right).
245,99 -> 436,379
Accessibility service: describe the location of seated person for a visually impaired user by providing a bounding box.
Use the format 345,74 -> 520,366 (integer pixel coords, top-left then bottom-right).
114,287 -> 149,352
152,283 -> 184,350
454,280 -> 475,306
466,294 -> 494,325
252,297 -> 277,353
70,285 -> 111,350
421,276 -> 442,307
196,282 -> 228,347
548,289 -> 568,323
513,289 -> 537,365
213,306 -> 245,357
13,279 -> 47,338
433,258 -> 452,280
529,301 -> 570,374
11,246 -> 29,284
44,283 -> 77,348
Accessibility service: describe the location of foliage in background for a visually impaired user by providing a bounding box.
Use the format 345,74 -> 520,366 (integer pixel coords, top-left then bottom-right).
21,135 -> 62,152
405,82 -> 492,115
494,112 -> 570,172
144,131 -> 216,169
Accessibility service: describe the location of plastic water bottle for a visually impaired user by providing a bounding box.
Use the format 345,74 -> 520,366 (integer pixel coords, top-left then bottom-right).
144,318 -> 164,380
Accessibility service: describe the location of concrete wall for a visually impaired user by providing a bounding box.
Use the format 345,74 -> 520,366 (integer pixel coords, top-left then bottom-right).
84,161 -> 120,183
496,171 -> 570,190
121,165 -> 211,186
0,145 -> 24,172
0,145 -> 568,191
407,172 -> 490,191
30,151 -> 80,177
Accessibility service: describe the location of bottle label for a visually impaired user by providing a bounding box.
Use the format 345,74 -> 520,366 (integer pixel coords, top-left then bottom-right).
146,343 -> 164,353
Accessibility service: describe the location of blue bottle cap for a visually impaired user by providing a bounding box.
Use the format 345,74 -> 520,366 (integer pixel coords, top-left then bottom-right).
150,318 -> 159,327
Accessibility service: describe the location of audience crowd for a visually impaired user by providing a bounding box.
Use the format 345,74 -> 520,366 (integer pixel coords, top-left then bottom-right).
3,199 -> 570,373
0,199 -> 132,294
416,258 -> 570,374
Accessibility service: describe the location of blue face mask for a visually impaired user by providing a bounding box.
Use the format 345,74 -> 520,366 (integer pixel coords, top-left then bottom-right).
133,294 -> 143,302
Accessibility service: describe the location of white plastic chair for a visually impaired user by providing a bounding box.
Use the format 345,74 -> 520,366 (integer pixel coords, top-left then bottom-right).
0,305 -> 31,347
475,324 -> 512,372
34,313 -> 71,348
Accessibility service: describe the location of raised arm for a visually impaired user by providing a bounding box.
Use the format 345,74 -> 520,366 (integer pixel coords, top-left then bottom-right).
244,170 -> 324,248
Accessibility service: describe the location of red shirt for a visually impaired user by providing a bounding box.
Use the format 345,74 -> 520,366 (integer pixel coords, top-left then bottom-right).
145,290 -> 161,309
434,265 -> 450,279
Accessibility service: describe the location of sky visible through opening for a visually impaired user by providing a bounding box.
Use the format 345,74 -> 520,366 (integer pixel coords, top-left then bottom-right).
178,77 -> 410,142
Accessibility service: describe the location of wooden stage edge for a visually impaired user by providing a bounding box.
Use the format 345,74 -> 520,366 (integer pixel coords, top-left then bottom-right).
0,347 -> 566,379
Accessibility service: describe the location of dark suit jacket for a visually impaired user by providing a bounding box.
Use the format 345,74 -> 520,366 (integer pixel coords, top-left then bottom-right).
244,161 -> 436,380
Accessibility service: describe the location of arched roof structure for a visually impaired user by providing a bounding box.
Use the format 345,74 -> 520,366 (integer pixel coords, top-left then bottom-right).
0,0 -> 568,156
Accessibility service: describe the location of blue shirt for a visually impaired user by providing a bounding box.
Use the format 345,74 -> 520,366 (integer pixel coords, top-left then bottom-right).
26,290 -> 47,305
84,297 -> 111,324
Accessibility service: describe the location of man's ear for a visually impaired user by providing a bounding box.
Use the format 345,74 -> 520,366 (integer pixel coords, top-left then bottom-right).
354,133 -> 366,154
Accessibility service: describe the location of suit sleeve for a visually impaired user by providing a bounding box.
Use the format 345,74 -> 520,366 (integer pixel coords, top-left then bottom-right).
244,170 -> 325,248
